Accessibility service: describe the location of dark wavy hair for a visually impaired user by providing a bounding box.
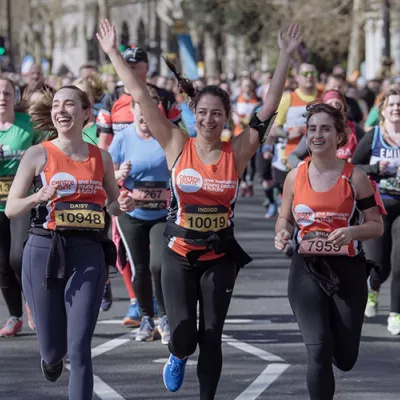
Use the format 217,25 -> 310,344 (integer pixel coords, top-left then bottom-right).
304,102 -> 348,149
164,57 -> 231,115
29,86 -> 91,139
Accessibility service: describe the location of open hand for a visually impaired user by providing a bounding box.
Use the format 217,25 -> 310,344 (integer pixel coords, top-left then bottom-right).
278,24 -> 303,56
118,190 -> 135,213
96,19 -> 118,55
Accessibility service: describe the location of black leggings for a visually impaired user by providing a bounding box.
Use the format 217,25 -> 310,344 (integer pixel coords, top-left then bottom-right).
117,214 -> 165,318
162,247 -> 237,400
22,234 -> 106,400
243,154 -> 257,184
364,199 -> 400,311
288,252 -> 367,400
0,212 -> 30,317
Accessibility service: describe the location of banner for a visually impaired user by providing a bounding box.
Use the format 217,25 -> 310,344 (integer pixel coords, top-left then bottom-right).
176,33 -> 199,80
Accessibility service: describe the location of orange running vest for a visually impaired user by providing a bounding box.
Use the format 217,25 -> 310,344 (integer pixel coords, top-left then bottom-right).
292,161 -> 359,257
32,141 -> 107,231
285,90 -> 323,159
168,138 -> 239,260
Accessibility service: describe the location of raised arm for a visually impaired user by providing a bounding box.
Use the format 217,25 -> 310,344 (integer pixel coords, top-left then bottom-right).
96,20 -> 186,168
232,24 -> 302,177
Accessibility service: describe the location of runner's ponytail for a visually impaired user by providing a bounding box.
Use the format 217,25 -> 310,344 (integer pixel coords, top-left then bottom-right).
163,57 -> 198,100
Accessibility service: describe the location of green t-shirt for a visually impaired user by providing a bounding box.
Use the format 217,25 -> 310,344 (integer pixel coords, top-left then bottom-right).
83,123 -> 99,145
365,106 -> 379,127
0,112 -> 37,211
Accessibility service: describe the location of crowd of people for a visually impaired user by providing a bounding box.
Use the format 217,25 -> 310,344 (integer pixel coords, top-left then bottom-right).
0,16 -> 399,400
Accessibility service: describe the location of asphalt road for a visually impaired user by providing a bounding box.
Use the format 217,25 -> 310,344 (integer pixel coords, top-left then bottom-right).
0,188 -> 399,400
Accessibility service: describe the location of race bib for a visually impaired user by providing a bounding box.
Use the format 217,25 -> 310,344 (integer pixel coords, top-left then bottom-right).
130,181 -> 168,210
183,205 -> 228,232
55,202 -> 105,230
0,176 -> 13,202
298,231 -> 348,256
379,178 -> 400,194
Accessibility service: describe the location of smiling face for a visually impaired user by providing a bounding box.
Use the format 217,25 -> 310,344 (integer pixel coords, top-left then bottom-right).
0,79 -> 15,115
382,94 -> 400,124
195,94 -> 228,140
306,112 -> 343,154
51,88 -> 90,135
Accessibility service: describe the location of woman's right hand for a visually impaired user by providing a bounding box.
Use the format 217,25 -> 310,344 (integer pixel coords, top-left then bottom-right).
33,184 -> 58,205
274,229 -> 291,251
96,19 -> 118,55
379,160 -> 390,175
119,161 -> 132,180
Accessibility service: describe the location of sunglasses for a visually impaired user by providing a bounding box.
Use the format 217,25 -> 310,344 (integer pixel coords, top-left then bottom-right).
300,71 -> 318,78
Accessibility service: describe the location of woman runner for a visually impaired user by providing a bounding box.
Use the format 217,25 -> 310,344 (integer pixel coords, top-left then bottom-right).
288,90 -> 365,168
109,87 -> 170,343
0,77 -> 37,337
97,19 -> 302,399
351,88 -> 400,332
275,102 -> 383,400
5,85 -> 135,400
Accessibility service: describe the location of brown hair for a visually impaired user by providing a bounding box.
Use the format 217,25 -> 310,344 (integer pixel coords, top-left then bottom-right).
304,102 -> 348,148
29,86 -> 91,139
164,57 -> 231,115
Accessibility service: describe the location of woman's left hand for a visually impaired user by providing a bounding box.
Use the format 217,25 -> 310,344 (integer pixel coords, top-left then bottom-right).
278,23 -> 303,56
327,227 -> 353,247
118,190 -> 135,213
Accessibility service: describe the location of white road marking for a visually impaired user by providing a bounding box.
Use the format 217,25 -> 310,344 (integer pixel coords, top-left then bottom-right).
92,375 -> 126,400
82,321 -> 289,400
153,358 -> 198,366
222,335 -> 284,362
98,318 -> 271,325
234,364 -> 290,400
65,364 -> 126,400
91,332 -> 134,359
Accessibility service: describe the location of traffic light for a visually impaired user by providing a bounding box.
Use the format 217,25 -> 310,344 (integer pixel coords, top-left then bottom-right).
0,36 -> 6,56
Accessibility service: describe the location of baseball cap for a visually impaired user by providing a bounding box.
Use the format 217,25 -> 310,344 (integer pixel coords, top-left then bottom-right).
123,47 -> 148,64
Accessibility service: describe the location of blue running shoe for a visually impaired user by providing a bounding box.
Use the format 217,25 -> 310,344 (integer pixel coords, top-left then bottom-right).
122,299 -> 141,327
100,280 -> 113,312
163,354 -> 187,392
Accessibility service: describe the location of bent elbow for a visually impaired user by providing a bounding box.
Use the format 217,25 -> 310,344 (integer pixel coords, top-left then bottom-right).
375,223 -> 384,238
5,206 -> 14,219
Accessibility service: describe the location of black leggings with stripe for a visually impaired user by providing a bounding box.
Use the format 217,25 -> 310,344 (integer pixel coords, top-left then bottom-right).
288,252 -> 367,400
162,246 -> 237,400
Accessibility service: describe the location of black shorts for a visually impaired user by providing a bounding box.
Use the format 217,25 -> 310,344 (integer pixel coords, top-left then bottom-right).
272,167 -> 288,186
261,158 -> 273,180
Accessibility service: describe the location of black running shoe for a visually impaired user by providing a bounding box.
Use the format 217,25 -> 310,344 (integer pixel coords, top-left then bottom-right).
41,358 -> 63,382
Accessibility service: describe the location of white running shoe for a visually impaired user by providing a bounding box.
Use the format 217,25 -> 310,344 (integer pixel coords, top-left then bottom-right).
387,314 -> 400,335
364,290 -> 379,318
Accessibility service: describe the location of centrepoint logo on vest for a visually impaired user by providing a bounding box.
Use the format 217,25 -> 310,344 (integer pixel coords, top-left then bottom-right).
294,204 -> 315,227
50,172 -> 77,197
177,168 -> 203,193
